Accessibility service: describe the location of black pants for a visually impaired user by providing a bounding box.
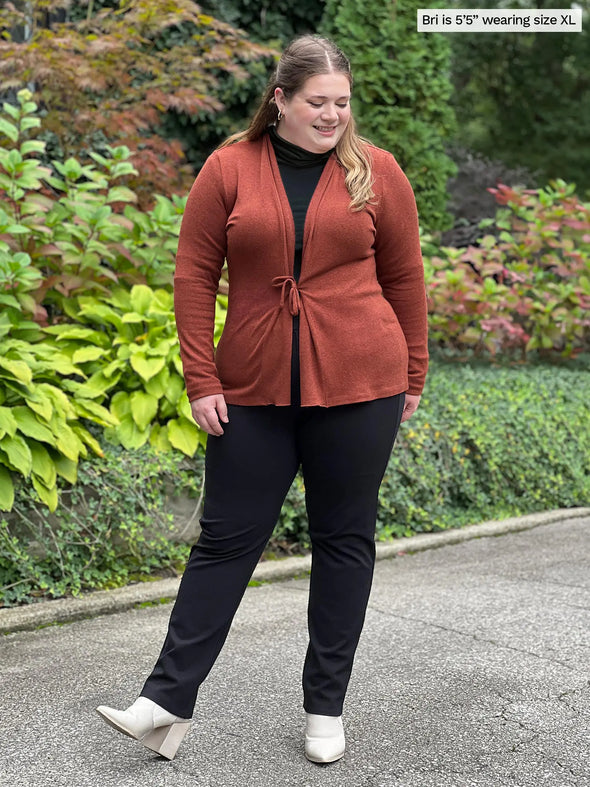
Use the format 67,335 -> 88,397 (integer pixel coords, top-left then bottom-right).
140,394 -> 405,719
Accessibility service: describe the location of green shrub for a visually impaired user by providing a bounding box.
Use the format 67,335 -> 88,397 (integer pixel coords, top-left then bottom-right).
0,442 -> 200,607
0,90 -> 183,321
3,361 -> 588,605
48,285 -> 226,456
0,281 -> 228,513
0,93 -> 225,512
199,0 -> 325,45
273,361 -> 590,544
321,0 -> 457,231
0,328 -> 113,512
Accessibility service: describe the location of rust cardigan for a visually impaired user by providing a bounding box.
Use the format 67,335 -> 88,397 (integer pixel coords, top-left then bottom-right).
174,133 -> 428,407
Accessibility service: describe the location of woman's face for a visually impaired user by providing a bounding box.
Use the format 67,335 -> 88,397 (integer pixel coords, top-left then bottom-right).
274,72 -> 351,154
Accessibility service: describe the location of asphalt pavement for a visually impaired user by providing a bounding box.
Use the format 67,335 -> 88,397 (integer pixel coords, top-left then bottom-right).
0,511 -> 589,787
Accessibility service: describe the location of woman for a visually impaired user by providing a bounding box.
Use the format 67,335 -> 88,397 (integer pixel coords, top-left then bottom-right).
96,33 -> 428,765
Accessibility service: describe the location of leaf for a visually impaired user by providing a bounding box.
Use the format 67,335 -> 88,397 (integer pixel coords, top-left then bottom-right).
0,118 -> 18,143
30,441 -> 57,488
44,326 -> 109,345
167,417 -> 199,457
110,391 -> 131,421
0,357 -> 32,385
177,392 -> 193,420
116,414 -> 150,450
0,433 -> 33,476
146,337 -> 175,357
129,391 -> 158,431
73,398 -> 119,427
130,353 -> 165,381
102,359 -> 127,378
51,420 -> 81,462
149,289 -> 173,314
53,453 -> 78,484
164,373 -> 185,405
121,312 -> 145,324
145,366 -> 170,398
25,392 -> 53,422
75,370 -> 116,399
77,300 -> 123,330
20,140 -> 46,156
0,296 -> 20,312
0,407 -> 18,438
172,355 -> 184,377
130,285 -> 154,316
0,466 -> 14,511
72,425 -> 103,457
106,186 -> 137,203
12,406 -> 54,444
39,384 -> 75,419
149,422 -> 172,452
72,346 -> 110,364
32,475 -> 58,512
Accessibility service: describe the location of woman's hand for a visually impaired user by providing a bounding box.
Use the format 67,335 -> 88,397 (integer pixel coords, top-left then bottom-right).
190,394 -> 229,436
401,393 -> 421,423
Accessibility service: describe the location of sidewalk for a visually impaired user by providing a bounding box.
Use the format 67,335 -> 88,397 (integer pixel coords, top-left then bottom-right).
0,510 -> 589,786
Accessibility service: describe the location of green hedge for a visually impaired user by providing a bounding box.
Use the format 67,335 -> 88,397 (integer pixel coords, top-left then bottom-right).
2,360 -> 588,606
274,359 -> 590,543
0,445 -> 199,607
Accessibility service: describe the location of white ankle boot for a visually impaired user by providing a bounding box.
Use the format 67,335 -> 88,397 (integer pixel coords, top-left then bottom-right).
96,696 -> 191,760
304,713 -> 346,763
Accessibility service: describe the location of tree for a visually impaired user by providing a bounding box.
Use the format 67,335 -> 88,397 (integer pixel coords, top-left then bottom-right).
449,0 -> 590,194
198,0 -> 325,45
321,0 -> 457,231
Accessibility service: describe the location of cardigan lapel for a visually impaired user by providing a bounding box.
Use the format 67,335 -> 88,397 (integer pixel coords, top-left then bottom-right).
265,133 -> 296,277
300,156 -> 338,276
263,132 -> 338,280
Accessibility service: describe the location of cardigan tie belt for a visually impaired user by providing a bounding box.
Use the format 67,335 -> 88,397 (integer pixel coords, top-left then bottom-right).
272,275 -> 302,316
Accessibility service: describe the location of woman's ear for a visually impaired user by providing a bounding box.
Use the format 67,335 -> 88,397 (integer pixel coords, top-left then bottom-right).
274,87 -> 286,115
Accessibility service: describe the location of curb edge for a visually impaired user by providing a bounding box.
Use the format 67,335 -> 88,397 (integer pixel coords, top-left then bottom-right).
2,507 -> 589,635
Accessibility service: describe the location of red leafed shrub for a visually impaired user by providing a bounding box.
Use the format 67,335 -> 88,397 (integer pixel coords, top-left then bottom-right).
0,0 -> 274,208
425,180 -> 590,359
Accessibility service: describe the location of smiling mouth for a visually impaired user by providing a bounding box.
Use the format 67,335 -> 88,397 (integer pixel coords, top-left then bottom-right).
314,126 -> 337,132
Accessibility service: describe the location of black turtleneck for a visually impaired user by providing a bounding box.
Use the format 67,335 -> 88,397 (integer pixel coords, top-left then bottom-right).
268,125 -> 333,280
268,126 -> 335,407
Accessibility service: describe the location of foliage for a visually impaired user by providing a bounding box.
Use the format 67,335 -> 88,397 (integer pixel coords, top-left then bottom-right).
0,92 -> 230,513
0,442 -> 198,606
198,0 -> 325,45
425,180 -> 590,358
162,54 -> 274,172
48,285 -> 226,455
449,0 -> 590,193
0,90 -> 183,322
0,320 -> 113,513
0,0 -> 274,204
320,0 -> 457,231
172,0 -> 329,165
3,361 -> 589,604
440,144 -> 540,249
0,283 -> 225,514
272,360 -> 590,545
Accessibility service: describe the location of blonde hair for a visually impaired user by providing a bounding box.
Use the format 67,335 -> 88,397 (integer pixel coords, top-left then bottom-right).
218,34 -> 374,211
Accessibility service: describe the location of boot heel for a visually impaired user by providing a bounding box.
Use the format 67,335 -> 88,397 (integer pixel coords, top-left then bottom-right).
142,721 -> 191,760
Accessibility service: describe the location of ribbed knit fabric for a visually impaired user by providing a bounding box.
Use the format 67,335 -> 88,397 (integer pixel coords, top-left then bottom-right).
174,133 -> 428,406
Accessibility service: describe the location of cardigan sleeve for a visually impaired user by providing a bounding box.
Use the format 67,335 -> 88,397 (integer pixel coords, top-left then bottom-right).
373,152 -> 429,396
174,151 -> 228,402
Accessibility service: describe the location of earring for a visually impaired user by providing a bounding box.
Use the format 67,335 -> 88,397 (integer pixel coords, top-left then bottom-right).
277,109 -> 283,121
